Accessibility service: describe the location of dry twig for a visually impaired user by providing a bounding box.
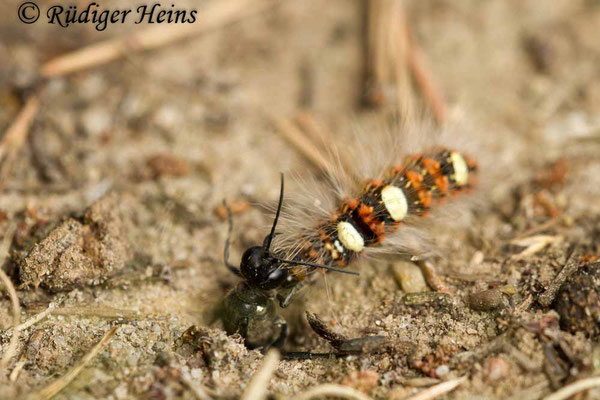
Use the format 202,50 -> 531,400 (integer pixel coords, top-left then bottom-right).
406,32 -> 446,124
502,343 -> 539,372
417,260 -> 452,294
0,96 -> 39,187
294,112 -> 336,151
406,376 -> 467,400
26,326 -> 118,400
515,293 -> 534,314
364,0 -> 445,124
365,0 -> 414,118
509,215 -> 563,242
30,305 -> 140,319
15,298 -> 63,332
543,376 -> 600,400
508,380 -> 549,400
538,247 -> 579,307
293,112 -> 356,175
9,355 -> 27,382
271,116 -> 331,172
510,235 -> 563,260
0,223 -> 19,370
295,384 -> 373,400
41,0 -> 277,77
178,368 -> 214,400
5,298 -> 64,379
240,349 -> 280,400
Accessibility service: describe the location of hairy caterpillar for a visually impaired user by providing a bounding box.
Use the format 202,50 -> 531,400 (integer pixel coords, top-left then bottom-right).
221,130 -> 478,349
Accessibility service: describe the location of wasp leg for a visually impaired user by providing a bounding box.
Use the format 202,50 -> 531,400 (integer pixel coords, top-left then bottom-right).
279,338 -> 386,359
281,351 -> 340,359
306,311 -> 387,355
274,313 -> 387,359
278,282 -> 305,308
270,317 -> 288,349
261,317 -> 341,359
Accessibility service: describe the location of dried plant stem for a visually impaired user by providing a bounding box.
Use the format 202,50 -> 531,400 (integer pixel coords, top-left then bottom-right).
417,260 -> 452,294
295,384 -> 373,400
406,376 -> 467,400
365,0 -> 414,118
272,116 -> 331,172
508,380 -> 549,400
389,0 -> 414,121
15,299 -> 63,331
9,355 -> 27,382
294,112 -> 335,152
0,223 -> 19,370
41,0 -> 276,77
510,235 -> 563,260
543,377 -> 600,400
515,293 -> 534,314
178,369 -> 213,400
406,31 -> 446,125
240,349 -> 280,400
0,96 -> 39,187
26,326 -> 118,400
51,306 -> 139,319
538,247 -> 579,307
367,0 -> 386,96
513,217 -> 562,240
4,298 -> 63,378
293,112 -> 355,175
364,0 -> 445,124
25,305 -> 139,319
502,343 -> 539,372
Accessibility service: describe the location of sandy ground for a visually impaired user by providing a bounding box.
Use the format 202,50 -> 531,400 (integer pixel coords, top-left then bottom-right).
1,0 -> 600,399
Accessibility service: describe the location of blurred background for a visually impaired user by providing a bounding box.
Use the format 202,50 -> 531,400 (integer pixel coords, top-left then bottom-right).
1,0 -> 600,399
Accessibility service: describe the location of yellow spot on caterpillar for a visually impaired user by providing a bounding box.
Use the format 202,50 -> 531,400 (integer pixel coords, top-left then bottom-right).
381,185 -> 408,221
337,221 -> 364,252
450,152 -> 469,186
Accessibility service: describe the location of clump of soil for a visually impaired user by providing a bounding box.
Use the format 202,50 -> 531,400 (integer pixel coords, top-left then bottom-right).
555,263 -> 600,339
19,194 -> 131,291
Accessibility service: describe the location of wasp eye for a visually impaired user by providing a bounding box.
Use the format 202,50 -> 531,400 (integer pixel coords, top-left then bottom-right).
240,246 -> 287,290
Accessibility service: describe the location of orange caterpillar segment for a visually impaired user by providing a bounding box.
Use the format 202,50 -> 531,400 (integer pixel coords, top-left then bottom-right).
288,149 -> 477,280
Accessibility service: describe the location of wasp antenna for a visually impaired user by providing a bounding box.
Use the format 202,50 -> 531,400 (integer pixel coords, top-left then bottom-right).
263,173 -> 284,252
274,257 -> 360,276
223,200 -> 242,276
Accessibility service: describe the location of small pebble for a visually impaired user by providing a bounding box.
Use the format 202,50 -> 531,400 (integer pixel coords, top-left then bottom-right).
146,153 -> 188,179
484,357 -> 510,382
392,260 -> 428,293
467,288 -> 508,311
435,365 -> 449,377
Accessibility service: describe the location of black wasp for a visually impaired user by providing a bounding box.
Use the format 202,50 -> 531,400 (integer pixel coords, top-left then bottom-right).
220,174 -> 359,352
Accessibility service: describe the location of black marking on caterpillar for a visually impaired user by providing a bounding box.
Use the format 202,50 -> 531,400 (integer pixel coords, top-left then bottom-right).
220,148 -> 477,351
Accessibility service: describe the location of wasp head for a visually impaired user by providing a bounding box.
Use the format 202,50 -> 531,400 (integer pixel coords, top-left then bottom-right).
239,245 -> 288,290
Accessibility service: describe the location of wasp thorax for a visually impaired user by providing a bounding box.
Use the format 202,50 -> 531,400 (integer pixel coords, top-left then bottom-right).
240,245 -> 288,290
221,283 -> 284,349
